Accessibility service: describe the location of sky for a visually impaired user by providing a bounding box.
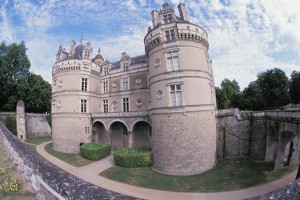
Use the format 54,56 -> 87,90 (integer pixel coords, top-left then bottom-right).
0,0 -> 300,89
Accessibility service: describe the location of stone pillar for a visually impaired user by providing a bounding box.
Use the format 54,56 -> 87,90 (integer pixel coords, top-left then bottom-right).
16,100 -> 26,141
128,132 -> 133,148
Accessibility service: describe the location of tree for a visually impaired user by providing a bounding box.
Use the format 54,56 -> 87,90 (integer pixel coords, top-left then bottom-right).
289,71 -> 300,104
242,81 -> 266,110
256,68 -> 290,109
0,41 -> 30,111
25,74 -> 51,113
216,79 -> 241,109
0,41 -> 51,113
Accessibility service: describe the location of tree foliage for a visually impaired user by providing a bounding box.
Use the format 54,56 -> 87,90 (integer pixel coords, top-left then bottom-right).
0,41 -> 51,113
256,68 -> 290,109
289,71 -> 300,104
216,79 -> 241,109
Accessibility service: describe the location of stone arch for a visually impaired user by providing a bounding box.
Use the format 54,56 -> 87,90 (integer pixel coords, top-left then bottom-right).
273,130 -> 297,170
92,121 -> 107,144
132,121 -> 151,148
109,121 -> 129,150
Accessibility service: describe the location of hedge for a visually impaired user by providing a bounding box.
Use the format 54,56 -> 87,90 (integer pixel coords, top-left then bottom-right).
113,148 -> 153,168
80,143 -> 111,161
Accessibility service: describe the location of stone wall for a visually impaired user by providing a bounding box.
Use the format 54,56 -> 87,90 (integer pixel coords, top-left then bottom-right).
0,112 -> 51,138
0,121 -> 139,200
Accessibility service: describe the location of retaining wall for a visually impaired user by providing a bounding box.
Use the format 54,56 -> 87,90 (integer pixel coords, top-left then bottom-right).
0,121 -> 139,200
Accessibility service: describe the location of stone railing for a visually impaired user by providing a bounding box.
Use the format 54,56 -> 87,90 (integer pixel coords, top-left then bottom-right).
92,111 -> 149,118
0,122 -> 139,200
265,111 -> 300,119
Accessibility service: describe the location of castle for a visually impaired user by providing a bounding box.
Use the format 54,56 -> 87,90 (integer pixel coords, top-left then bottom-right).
52,3 -> 217,175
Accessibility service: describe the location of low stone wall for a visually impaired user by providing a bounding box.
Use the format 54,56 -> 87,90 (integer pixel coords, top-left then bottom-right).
0,112 -> 51,138
0,122 -> 139,200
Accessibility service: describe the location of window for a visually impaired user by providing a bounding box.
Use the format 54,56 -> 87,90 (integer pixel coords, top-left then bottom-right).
84,51 -> 90,59
81,99 -> 87,113
85,126 -> 90,134
122,77 -> 129,91
165,29 -> 175,42
102,81 -> 108,93
170,84 -> 182,106
81,78 -> 88,91
103,99 -> 108,113
122,97 -> 129,112
166,51 -> 179,71
163,14 -> 173,24
123,63 -> 128,71
104,67 -> 108,75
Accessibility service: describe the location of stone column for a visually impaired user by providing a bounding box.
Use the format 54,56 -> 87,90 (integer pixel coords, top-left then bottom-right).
16,100 -> 26,141
128,132 -> 133,148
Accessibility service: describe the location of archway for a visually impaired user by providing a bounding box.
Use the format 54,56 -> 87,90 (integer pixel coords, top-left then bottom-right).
132,121 -> 151,148
110,121 -> 128,150
92,121 -> 106,143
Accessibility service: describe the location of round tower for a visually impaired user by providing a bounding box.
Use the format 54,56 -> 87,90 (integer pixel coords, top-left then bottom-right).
52,41 -> 102,153
145,3 -> 217,175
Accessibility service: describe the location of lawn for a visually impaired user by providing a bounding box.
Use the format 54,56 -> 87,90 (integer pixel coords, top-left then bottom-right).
0,143 -> 35,199
45,143 -> 94,167
100,158 -> 297,192
24,135 -> 52,145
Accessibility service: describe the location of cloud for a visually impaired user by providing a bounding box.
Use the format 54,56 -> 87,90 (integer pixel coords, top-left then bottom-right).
0,0 -> 14,42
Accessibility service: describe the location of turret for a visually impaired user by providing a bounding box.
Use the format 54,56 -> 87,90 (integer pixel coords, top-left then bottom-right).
144,3 -> 217,175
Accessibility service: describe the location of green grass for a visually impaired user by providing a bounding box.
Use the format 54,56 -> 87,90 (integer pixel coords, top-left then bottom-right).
45,143 -> 94,167
25,135 -> 52,145
100,158 -> 297,192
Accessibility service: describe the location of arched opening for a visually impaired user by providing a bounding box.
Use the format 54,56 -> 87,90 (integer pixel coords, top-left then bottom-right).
110,121 -> 128,150
79,143 -> 84,147
92,121 -> 106,144
284,141 -> 294,166
132,121 -> 151,148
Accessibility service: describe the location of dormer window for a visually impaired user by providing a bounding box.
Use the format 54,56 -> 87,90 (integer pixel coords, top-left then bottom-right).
163,14 -> 173,24
123,63 -> 128,71
165,29 -> 175,42
104,67 -> 108,75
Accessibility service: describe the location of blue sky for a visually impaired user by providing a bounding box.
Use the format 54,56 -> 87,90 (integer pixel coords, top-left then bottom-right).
1,0 -> 299,89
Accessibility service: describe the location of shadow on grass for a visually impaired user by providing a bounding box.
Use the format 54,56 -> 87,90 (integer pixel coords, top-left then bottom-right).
25,135 -> 52,145
44,143 -> 94,167
100,158 -> 297,192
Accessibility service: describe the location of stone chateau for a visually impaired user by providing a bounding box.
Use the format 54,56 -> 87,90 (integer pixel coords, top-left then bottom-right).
52,3 -> 217,175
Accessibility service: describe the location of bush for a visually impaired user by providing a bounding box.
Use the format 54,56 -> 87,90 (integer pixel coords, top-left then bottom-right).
80,143 -> 111,161
113,148 -> 153,168
5,116 -> 17,135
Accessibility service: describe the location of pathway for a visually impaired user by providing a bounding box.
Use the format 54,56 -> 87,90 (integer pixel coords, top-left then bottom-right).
36,141 -> 297,200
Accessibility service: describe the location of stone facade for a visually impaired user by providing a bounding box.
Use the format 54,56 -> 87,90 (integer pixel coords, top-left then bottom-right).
52,3 -> 218,175
16,100 -> 27,141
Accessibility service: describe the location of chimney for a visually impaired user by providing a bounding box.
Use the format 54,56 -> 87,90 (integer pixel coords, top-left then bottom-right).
151,10 -> 160,27
178,3 -> 189,21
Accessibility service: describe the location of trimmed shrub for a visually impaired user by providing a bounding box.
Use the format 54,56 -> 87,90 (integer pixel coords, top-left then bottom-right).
80,143 -> 111,161
5,116 -> 17,135
113,148 -> 153,168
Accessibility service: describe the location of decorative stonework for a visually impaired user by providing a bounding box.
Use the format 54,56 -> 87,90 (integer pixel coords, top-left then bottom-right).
156,90 -> 163,100
57,80 -> 63,87
154,59 -> 160,67
135,78 -> 142,85
112,101 -> 117,108
136,99 -> 143,107
112,82 -> 117,88
57,101 -> 62,108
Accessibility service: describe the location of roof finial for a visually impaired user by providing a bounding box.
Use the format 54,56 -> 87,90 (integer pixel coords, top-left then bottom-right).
80,35 -> 83,43
98,48 -> 101,54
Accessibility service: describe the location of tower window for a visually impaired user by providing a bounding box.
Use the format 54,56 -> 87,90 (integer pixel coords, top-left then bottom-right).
121,77 -> 129,91
102,81 -> 108,93
163,14 -> 173,24
81,78 -> 88,91
122,97 -> 129,112
104,67 -> 109,75
103,99 -> 108,113
170,84 -> 182,106
165,29 -> 175,42
81,99 -> 87,113
123,63 -> 129,71
166,50 -> 179,71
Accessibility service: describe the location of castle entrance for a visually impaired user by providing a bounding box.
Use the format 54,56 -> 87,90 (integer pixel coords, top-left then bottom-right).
132,121 -> 151,148
92,121 -> 106,143
110,121 -> 128,150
